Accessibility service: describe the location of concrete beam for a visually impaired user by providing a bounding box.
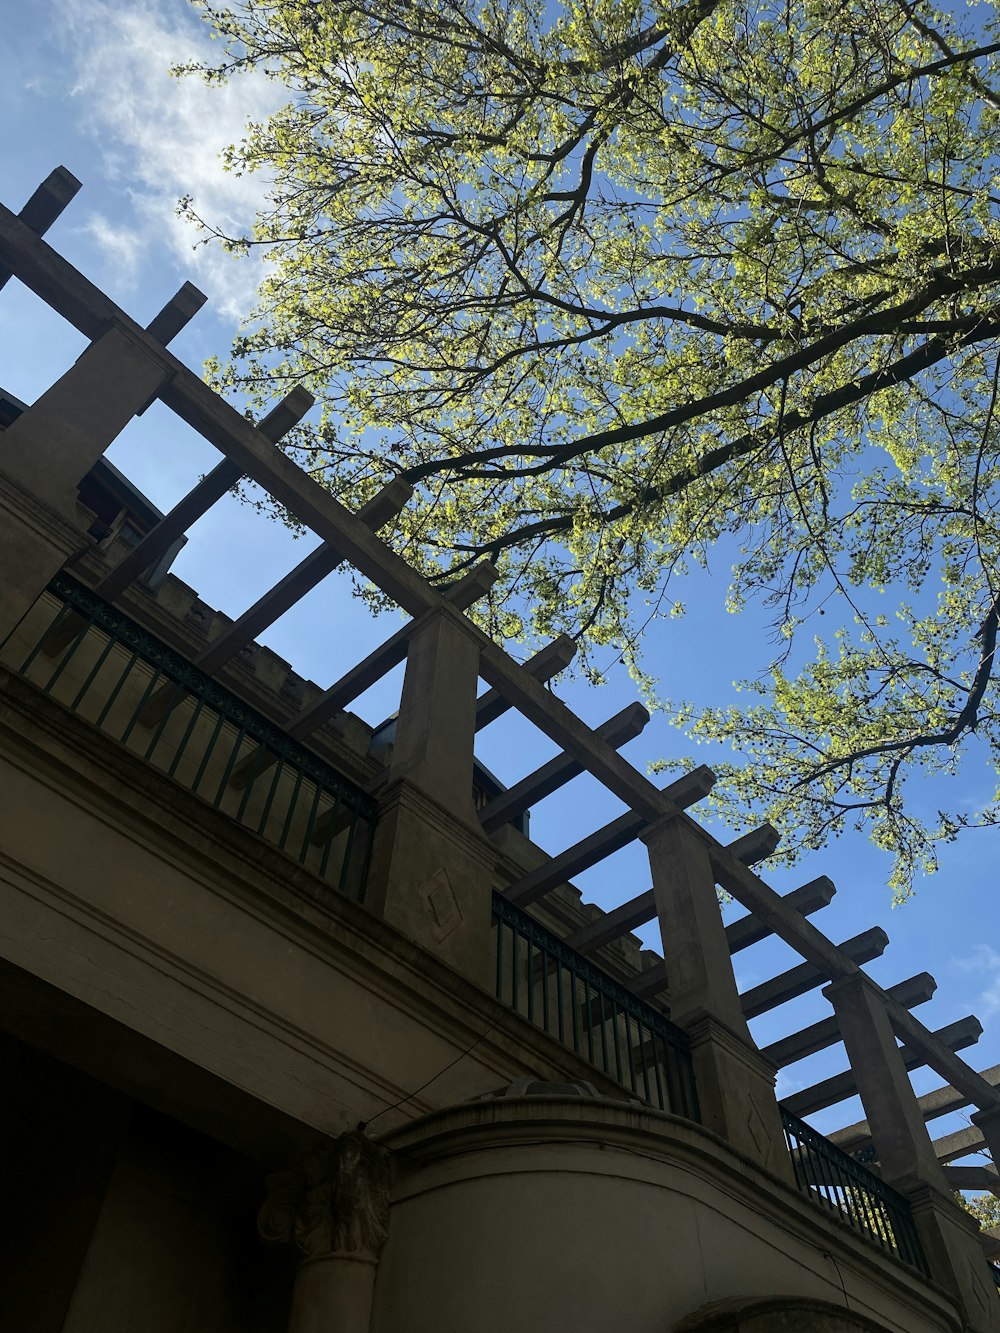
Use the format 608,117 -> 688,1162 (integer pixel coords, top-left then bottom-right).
782,1015 -> 983,1118
570,872 -> 833,967
0,167 -> 80,291
478,702 -> 649,833
196,478 -> 413,677
95,388 -> 315,603
828,1064 -> 1000,1155
944,1165 -> 1000,1195
702,828 -> 1000,1114
144,281 -> 207,349
725,876 -> 836,954
740,928 -> 890,1020
473,636 -> 576,730
230,562 -> 496,789
934,1125 -> 988,1163
760,972 -> 936,1068
504,767 -> 717,908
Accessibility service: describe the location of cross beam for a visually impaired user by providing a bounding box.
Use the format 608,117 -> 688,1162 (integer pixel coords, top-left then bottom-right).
503,767 -> 720,908
828,1064 -> 1000,1154
782,1015 -> 983,1117
0,167 -> 80,291
478,702 -> 649,833
760,973 -> 936,1068
570,874 -> 834,964
95,388 -> 315,603
740,928 -> 889,1020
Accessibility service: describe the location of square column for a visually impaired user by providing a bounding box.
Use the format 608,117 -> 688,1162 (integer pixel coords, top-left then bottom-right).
366,607 -> 496,984
387,607 -> 481,827
0,326 -> 169,638
825,972 -> 1000,1330
643,816 -> 792,1180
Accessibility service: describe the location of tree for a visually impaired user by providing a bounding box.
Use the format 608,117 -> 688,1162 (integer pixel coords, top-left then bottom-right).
180,0 -> 1000,894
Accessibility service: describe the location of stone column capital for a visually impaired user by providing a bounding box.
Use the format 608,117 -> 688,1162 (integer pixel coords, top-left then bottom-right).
259,1131 -> 392,1263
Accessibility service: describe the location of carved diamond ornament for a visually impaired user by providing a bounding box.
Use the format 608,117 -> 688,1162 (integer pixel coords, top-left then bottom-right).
421,867 -> 463,941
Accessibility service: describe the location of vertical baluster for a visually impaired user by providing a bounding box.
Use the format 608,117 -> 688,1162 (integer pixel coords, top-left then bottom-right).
594,986 -> 610,1077
298,782 -> 324,863
337,809 -> 361,893
168,696 -> 206,779
213,722 -> 250,807
608,993 -> 623,1085
540,946 -> 550,1036
278,769 -> 305,850
42,613 -> 94,693
556,956 -> 565,1045
190,712 -> 227,794
96,649 -> 141,728
144,681 -> 186,761
257,758 -> 286,835
495,910 -> 505,1005
68,628 -> 116,711
316,793 -> 343,879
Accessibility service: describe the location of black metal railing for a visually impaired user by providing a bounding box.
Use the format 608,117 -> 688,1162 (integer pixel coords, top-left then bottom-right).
781,1107 -> 930,1275
492,891 -> 699,1119
2,574 -> 378,900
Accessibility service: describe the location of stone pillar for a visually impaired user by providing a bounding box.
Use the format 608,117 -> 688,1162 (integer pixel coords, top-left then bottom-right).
388,607 -> 481,827
642,816 -> 792,1180
365,606 -> 497,983
825,972 -> 1000,1331
259,1132 -> 392,1333
0,325 -> 169,638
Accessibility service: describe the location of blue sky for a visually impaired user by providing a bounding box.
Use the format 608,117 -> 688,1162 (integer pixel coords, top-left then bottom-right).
3,0 -> 999,1153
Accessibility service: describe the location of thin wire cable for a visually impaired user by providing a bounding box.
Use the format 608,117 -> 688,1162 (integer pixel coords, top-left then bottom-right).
358,1013 -> 504,1134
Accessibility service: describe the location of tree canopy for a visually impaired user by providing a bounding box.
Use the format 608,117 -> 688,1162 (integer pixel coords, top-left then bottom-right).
181,0 -> 1000,894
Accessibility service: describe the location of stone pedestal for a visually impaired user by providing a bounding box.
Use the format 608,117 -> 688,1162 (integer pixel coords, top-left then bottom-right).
907,1183 -> 1000,1333
642,816 -> 791,1180
365,779 -> 496,985
0,325 -> 169,639
259,1131 -> 391,1333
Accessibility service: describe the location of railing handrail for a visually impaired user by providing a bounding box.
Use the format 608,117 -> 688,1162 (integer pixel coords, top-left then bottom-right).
3,573 -> 378,898
780,1105 -> 930,1276
492,889 -> 699,1119
43,572 -> 377,821
781,1106 -> 912,1212
492,891 -> 688,1047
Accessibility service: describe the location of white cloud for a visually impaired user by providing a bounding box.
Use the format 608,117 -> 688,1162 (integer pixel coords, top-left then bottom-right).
952,945 -> 1000,1016
55,0 -> 286,319
81,212 -> 143,283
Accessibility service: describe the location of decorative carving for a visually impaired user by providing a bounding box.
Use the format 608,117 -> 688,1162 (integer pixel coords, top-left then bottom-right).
421,866 -> 463,941
258,1131 -> 392,1262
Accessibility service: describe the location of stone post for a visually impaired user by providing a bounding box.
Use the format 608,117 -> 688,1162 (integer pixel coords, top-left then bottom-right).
825,972 -> 1000,1330
642,816 -> 792,1180
0,325 -> 169,638
365,605 -> 497,983
387,607 -> 481,827
259,1132 -> 392,1333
